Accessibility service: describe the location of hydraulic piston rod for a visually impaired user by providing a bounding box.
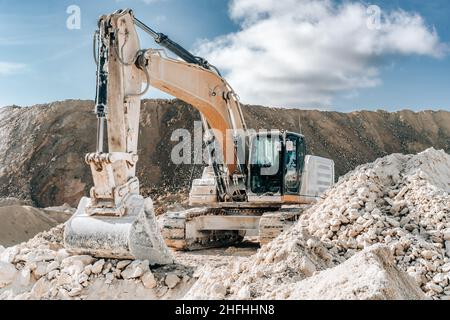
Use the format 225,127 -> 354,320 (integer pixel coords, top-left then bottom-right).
133,17 -> 210,70
94,24 -> 108,153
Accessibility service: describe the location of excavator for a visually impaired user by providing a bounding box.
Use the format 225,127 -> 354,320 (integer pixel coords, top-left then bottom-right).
64,9 -> 335,264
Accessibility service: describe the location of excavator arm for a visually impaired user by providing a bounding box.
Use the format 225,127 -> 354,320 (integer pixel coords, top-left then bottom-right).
64,9 -> 249,262
90,9 -> 247,213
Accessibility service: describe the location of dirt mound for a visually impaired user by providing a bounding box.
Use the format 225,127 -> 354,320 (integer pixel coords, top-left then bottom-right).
0,199 -> 73,247
0,198 -> 33,207
297,148 -> 450,299
185,227 -> 337,299
270,245 -> 426,300
1,100 -> 449,208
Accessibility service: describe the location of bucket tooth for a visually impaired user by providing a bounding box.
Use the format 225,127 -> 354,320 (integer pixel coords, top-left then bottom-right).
64,196 -> 174,265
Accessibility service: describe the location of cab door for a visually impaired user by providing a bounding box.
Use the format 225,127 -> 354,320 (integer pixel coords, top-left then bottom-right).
283,133 -> 306,195
248,133 -> 283,195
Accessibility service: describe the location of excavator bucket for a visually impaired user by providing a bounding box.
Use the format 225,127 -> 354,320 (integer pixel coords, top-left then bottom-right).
64,195 -> 174,265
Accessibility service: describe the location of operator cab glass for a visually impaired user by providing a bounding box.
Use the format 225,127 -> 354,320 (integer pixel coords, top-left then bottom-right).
248,131 -> 306,196
249,133 -> 283,195
283,133 -> 306,195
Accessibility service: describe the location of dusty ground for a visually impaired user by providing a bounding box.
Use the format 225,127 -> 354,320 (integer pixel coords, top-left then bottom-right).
175,240 -> 260,269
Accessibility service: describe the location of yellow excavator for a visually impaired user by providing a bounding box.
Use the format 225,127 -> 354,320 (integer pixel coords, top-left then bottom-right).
64,9 -> 335,264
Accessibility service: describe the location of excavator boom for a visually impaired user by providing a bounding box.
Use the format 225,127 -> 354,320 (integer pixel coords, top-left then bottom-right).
64,9 -> 248,262
64,9 -> 335,260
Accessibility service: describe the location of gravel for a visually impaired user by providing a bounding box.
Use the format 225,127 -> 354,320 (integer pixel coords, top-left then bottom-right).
1,148 -> 448,300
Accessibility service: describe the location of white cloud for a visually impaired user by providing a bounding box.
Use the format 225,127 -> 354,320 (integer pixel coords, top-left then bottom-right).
195,0 -> 447,108
154,14 -> 167,23
0,62 -> 26,76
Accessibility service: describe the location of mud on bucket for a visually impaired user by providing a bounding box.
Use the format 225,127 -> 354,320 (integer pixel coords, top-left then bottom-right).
63,195 -> 174,265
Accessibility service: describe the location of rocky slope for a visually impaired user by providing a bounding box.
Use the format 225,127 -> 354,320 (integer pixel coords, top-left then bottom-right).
1,100 -> 449,207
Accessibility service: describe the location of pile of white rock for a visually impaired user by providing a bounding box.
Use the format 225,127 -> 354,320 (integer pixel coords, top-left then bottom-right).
185,227 -> 338,299
298,148 -> 450,299
264,244 -> 426,300
0,226 -> 192,300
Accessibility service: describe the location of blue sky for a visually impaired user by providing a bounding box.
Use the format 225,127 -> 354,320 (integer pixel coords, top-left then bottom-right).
333,0 -> 450,111
0,0 -> 449,112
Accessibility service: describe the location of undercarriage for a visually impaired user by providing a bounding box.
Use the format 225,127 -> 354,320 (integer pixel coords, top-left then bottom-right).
161,204 -> 310,250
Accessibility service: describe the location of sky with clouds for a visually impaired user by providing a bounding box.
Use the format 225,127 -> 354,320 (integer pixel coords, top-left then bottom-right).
0,0 -> 449,111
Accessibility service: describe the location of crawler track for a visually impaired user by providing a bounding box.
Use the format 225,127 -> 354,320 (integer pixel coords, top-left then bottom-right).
161,205 -> 310,250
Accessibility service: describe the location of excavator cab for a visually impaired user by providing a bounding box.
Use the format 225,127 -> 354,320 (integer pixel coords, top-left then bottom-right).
248,131 -> 306,198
